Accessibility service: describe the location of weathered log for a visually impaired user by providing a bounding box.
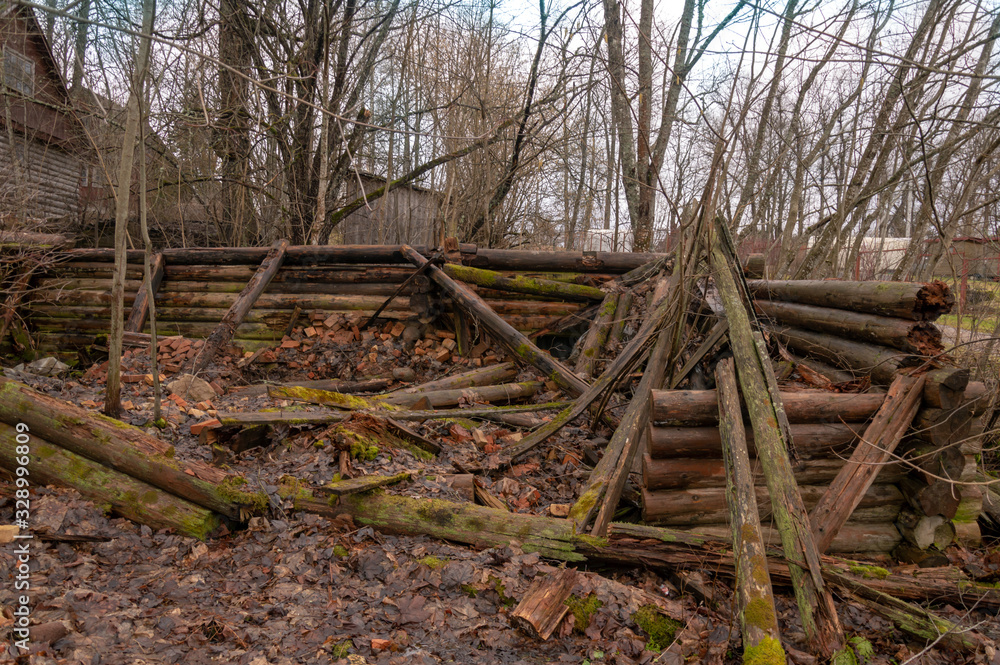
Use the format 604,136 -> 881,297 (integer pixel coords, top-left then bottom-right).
400,245 -> 590,397
124,251 -> 164,333
0,377 -> 257,519
510,568 -> 577,640
575,292 -> 619,378
582,279 -> 673,535
896,508 -> 955,550
767,325 -> 913,386
650,389 -> 885,425
789,354 -> 857,384
642,454 -> 906,491
604,291 -> 633,352
443,263 -> 604,302
0,421 -> 221,539
294,489 -> 1000,614
710,226 -> 842,654
642,484 -> 904,527
317,472 -> 411,497
922,368 -> 970,410
647,422 -> 865,459
898,476 -> 962,520
398,362 -> 517,394
754,300 -> 944,355
809,373 -> 926,553
216,410 -> 350,427
188,239 -> 289,373
746,279 -> 953,321
270,381 -> 543,410
681,523 -> 901,554
235,378 -> 392,398
715,358 -> 784,660
912,404 -> 974,446
965,381 -> 990,416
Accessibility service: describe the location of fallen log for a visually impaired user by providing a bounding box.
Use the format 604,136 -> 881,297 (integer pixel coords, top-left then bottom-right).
682,522 -> 902,554
575,292 -> 619,379
317,472 -> 411,497
400,245 -> 590,397
294,490 -> 1000,615
442,263 -> 605,302
188,238 -> 289,373
767,325 -> 914,386
642,454 -> 906,491
269,381 -> 543,410
716,357 -> 784,661
746,279 -> 954,321
710,224 -> 842,654
647,422 -> 865,459
510,568 -> 577,640
0,421 -> 221,539
809,373 -> 926,553
0,377 -> 258,519
650,389 -> 885,425
235,378 -> 392,397
754,300 -> 944,355
397,362 -> 517,394
642,483 -> 904,526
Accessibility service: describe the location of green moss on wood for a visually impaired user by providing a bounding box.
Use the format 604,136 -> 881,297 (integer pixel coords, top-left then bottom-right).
743,636 -> 786,665
565,593 -> 603,632
743,597 -> 776,631
631,604 -> 681,652
848,564 -> 890,580
416,556 -> 447,569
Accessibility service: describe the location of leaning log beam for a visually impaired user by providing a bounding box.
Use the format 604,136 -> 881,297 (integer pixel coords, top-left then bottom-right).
0,422 -> 221,539
754,300 -> 943,355
124,251 -> 164,333
808,374 -> 926,553
575,292 -> 619,379
746,279 -> 953,321
269,381 -> 543,410
188,239 -> 289,374
400,245 -> 590,397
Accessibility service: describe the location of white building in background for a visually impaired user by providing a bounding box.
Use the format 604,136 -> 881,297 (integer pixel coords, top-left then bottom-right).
577,228 -> 632,252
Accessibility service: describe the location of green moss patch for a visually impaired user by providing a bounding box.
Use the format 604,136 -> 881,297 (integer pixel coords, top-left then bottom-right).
743,636 -> 785,665
848,564 -> 890,580
416,555 -> 447,569
566,593 -> 603,633
631,605 -> 681,653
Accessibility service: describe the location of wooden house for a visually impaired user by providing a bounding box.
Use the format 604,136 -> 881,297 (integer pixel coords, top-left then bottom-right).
0,1 -> 84,223
338,173 -> 443,245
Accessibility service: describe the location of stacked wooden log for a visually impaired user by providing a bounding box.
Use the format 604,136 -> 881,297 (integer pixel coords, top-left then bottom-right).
22,244 -> 657,355
643,388 -> 905,553
749,279 -> 953,385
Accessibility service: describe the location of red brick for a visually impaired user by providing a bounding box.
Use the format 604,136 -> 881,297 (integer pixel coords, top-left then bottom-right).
190,418 -> 221,436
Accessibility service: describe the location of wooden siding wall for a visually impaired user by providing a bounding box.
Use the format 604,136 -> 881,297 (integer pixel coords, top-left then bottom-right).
0,129 -> 80,219
339,177 -> 441,245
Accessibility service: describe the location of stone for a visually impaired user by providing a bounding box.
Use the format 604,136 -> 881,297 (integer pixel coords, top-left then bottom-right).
392,367 -> 417,382
167,374 -> 216,403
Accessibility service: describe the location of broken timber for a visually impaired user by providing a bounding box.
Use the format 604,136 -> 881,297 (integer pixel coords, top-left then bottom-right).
268,381 -> 542,410
188,238 -> 289,373
574,291 -> 619,379
510,568 -> 577,640
124,251 -> 164,333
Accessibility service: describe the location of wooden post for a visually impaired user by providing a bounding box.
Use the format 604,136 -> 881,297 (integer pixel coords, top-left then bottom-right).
188,239 -> 289,373
709,221 -> 843,655
125,251 -> 164,332
716,358 -> 783,661
399,245 -> 590,396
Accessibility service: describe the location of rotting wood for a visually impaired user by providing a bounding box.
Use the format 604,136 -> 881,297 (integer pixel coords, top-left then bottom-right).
788,353 -> 856,384
443,263 -> 605,302
0,377 -> 257,519
216,402 -> 570,428
746,279 -> 954,321
604,291 -> 633,352
0,421 -> 222,540
716,357 -> 784,661
754,300 -> 944,355
650,389 -> 885,426
575,291 -> 619,379
317,472 -> 411,497
896,508 -> 956,550
709,220 -> 843,655
397,362 -> 517,394
400,245 -> 591,397
124,251 -> 164,333
767,325 -> 915,386
188,239 -> 289,374
647,422 -> 865,459
510,568 -> 577,640
809,373 -> 926,553
682,522 -> 902,554
269,381 -> 543,410
235,378 -> 392,397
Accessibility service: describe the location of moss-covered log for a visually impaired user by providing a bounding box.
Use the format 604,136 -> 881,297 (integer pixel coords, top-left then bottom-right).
0,422 -> 221,539
574,292 -> 619,379
442,263 -> 605,302
715,358 -> 784,659
0,377 -> 258,519
746,279 -> 953,321
269,380 -> 543,410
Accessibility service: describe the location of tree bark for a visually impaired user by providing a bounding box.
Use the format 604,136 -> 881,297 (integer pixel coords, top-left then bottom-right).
574,292 -> 619,379
809,374 -> 926,553
510,568 -> 576,640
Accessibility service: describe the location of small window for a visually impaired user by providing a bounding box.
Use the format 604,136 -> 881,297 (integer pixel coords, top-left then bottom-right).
3,47 -> 33,96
